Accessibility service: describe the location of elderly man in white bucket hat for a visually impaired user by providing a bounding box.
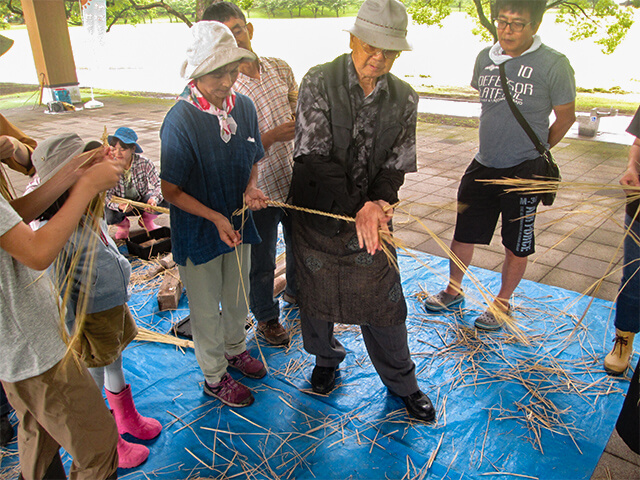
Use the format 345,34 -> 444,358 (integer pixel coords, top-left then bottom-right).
289,0 -> 435,422
160,21 -> 269,408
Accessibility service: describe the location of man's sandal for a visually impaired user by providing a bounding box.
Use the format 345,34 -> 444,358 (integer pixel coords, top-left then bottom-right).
423,290 -> 464,312
474,307 -> 512,331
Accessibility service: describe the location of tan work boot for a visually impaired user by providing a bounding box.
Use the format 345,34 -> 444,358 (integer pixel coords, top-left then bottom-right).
604,329 -> 635,375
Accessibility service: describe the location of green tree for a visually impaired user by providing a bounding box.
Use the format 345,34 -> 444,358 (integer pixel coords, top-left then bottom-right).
0,0 -> 194,30
238,0 -> 256,17
325,0 -> 353,16
408,0 -> 636,54
256,0 -> 283,18
103,0 -> 193,31
0,0 -> 24,28
280,0 -> 307,17
167,0 -> 196,22
306,0 -> 322,17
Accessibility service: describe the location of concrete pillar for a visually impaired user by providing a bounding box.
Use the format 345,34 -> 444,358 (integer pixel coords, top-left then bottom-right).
21,0 -> 80,102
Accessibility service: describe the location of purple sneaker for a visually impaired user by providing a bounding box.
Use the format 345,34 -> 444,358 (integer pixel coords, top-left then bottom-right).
225,351 -> 267,379
204,373 -> 254,407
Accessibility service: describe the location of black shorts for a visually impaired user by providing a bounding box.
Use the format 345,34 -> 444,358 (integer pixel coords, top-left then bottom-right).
453,156 -> 547,257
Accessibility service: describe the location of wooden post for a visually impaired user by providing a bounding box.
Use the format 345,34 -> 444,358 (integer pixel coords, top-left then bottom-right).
21,0 -> 80,101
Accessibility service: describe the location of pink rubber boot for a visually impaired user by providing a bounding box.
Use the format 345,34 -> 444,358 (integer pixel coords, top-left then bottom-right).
106,384 -> 162,440
139,212 -> 159,232
117,434 -> 149,469
115,217 -> 130,240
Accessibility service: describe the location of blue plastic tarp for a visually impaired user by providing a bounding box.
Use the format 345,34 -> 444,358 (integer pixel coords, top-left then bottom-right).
0,246 -> 634,480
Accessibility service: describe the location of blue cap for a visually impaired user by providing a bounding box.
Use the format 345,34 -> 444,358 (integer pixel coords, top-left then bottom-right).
108,127 -> 143,153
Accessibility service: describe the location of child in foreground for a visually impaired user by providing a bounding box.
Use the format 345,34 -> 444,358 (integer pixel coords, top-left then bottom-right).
29,134 -> 163,469
1,133 -> 123,479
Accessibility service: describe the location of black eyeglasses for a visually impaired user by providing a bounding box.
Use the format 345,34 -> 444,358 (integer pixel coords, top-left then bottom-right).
494,18 -> 532,32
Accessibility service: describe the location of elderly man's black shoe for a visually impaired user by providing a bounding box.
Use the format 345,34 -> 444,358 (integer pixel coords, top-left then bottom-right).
402,390 -> 436,422
311,366 -> 336,394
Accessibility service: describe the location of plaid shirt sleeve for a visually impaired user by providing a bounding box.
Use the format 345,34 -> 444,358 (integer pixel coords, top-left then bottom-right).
133,156 -> 163,203
234,57 -> 298,202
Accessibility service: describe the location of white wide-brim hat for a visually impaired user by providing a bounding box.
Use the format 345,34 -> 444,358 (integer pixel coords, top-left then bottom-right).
180,21 -> 256,80
33,133 -> 86,184
346,0 -> 412,51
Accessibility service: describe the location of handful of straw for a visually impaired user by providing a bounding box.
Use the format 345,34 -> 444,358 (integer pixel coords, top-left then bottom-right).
479,177 -> 640,204
136,327 -> 194,350
110,195 -> 170,215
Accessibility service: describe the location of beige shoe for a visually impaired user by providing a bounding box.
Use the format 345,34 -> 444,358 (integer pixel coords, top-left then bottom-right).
604,329 -> 635,375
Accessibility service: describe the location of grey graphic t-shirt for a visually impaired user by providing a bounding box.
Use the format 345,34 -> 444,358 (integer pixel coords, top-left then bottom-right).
0,195 -> 66,382
471,43 -> 575,168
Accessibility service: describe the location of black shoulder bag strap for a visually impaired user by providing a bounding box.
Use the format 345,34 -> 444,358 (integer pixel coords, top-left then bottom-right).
498,62 -> 547,157
498,62 -> 560,206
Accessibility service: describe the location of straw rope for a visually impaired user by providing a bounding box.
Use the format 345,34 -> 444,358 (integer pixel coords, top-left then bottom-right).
233,200 -> 356,223
110,195 -> 171,215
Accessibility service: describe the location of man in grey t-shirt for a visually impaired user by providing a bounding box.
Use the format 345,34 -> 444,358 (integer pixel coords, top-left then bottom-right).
424,0 -> 576,330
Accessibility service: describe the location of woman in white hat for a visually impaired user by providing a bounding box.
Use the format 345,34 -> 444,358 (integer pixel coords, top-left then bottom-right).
160,21 -> 268,408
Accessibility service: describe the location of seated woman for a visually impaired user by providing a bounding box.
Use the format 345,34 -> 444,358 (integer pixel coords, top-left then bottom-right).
104,127 -> 166,239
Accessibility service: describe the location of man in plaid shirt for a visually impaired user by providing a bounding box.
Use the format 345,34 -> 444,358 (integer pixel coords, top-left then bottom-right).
203,3 -> 297,346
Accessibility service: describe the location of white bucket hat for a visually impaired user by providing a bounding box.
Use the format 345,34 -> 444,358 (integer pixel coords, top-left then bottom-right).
180,21 -> 256,80
346,0 -> 412,51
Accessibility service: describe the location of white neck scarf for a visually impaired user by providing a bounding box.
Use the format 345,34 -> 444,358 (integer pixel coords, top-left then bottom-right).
178,81 -> 238,143
489,34 -> 542,65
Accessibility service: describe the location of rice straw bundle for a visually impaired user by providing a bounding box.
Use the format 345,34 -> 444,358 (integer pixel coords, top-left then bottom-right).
110,195 -> 170,215
136,326 -> 194,349
480,177 -> 640,203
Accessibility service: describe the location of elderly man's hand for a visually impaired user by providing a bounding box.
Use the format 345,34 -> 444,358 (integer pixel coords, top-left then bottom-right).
355,200 -> 392,255
244,186 -> 269,211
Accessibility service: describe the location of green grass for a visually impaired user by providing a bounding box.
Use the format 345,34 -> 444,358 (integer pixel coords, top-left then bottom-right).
0,86 -> 174,110
0,90 -> 41,110
575,94 -> 638,116
0,84 -> 636,119
412,84 -> 639,115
